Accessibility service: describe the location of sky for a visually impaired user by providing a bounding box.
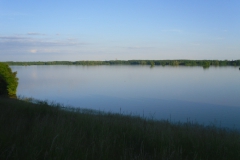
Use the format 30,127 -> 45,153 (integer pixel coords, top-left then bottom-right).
0,0 -> 240,61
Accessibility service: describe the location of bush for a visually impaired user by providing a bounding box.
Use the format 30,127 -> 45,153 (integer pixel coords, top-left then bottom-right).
0,62 -> 18,96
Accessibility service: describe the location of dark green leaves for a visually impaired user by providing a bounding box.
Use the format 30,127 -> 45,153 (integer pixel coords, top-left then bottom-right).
0,62 -> 18,97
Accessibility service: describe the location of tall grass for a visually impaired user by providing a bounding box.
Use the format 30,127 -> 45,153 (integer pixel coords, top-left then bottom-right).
1,96 -> 240,159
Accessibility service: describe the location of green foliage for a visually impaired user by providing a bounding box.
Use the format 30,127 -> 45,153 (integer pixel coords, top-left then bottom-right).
150,61 -> 155,67
203,61 -> 210,69
0,62 -> 18,96
172,60 -> 179,66
5,59 -> 240,67
212,60 -> 219,66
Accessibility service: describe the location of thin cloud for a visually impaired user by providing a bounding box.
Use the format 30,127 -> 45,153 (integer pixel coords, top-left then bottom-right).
27,32 -> 45,36
30,49 -> 37,53
0,36 -> 28,40
0,35 -> 88,47
0,35 -> 90,55
119,46 -> 154,50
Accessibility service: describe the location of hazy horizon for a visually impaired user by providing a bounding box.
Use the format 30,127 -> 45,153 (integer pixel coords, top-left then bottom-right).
1,1 -> 240,61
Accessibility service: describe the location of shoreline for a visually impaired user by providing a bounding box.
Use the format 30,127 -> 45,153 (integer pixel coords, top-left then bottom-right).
1,96 -> 240,159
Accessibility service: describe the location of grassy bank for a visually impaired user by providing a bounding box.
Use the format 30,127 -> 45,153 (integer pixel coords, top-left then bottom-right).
1,96 -> 240,159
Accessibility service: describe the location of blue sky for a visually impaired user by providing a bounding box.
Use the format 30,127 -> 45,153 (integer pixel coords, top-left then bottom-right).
1,0 -> 239,61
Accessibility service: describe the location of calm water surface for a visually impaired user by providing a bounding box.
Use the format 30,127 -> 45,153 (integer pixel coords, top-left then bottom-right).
11,65 -> 240,130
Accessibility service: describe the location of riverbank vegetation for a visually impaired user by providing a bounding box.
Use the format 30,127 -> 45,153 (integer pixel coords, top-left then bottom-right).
1,96 -> 240,160
0,62 -> 18,97
4,59 -> 240,67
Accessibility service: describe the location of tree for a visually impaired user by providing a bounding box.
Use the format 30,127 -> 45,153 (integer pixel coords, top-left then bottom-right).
150,61 -> 155,68
173,61 -> 179,66
202,61 -> 210,69
0,62 -> 18,97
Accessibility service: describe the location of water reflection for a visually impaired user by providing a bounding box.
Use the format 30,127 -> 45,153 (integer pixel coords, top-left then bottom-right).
11,65 -> 240,130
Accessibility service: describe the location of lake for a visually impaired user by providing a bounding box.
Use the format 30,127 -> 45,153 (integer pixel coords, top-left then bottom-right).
10,65 -> 240,130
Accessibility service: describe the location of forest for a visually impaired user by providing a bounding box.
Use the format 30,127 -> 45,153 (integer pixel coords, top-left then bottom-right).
4,60 -> 240,67
0,62 -> 18,97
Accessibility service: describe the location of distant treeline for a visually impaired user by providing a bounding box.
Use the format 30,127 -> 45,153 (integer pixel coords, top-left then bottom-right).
4,60 -> 240,67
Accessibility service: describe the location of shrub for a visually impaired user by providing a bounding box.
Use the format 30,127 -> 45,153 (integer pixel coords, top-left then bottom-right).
0,62 -> 18,96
